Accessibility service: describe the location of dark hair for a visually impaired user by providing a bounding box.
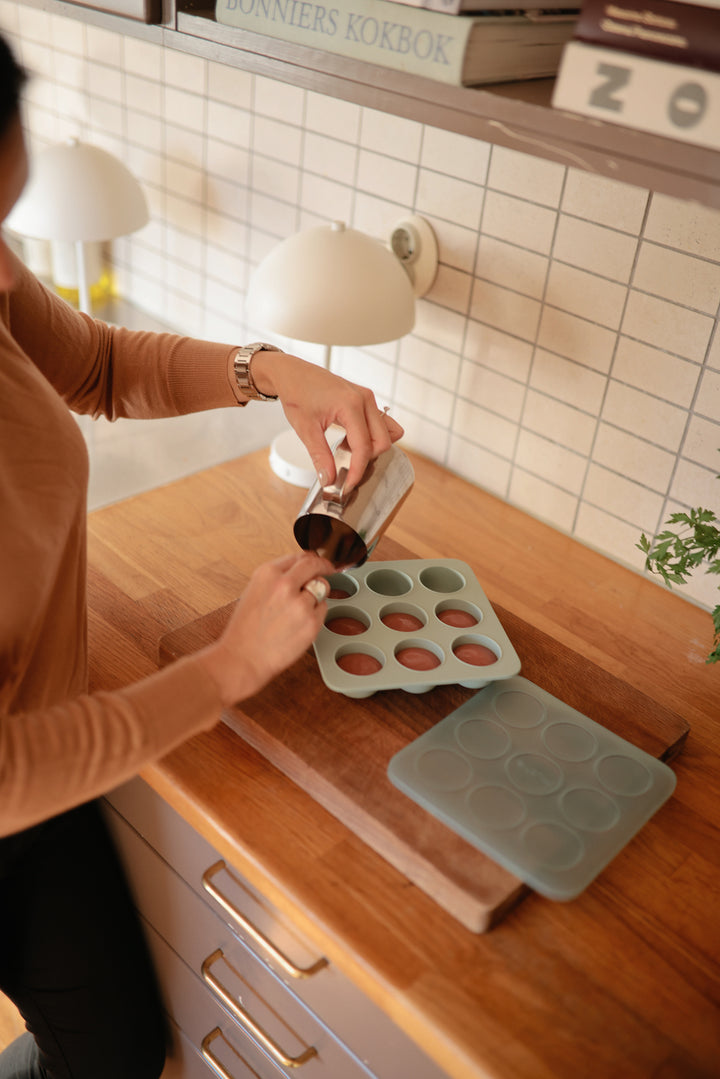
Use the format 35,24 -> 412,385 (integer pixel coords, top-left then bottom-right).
0,34 -> 27,141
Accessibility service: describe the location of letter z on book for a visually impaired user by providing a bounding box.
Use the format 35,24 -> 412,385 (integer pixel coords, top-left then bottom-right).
552,40 -> 720,150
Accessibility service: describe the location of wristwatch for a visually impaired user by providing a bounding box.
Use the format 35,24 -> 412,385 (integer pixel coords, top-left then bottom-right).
233,342 -> 281,401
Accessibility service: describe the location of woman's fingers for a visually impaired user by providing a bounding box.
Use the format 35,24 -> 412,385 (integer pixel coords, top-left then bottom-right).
269,353 -> 404,492
198,552 -> 334,706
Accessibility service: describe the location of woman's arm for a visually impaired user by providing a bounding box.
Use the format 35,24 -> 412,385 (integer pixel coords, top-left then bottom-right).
6,251 -> 403,488
6,249 -> 239,418
0,551 -> 332,838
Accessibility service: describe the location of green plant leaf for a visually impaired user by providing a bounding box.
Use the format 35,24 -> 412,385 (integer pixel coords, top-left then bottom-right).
640,476 -> 720,662
708,605 -> 720,664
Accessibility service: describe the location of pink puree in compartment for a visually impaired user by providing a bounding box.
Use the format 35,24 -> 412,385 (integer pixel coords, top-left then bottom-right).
437,609 -> 477,628
326,616 -> 366,636
337,653 -> 383,676
396,647 -> 441,672
453,642 -> 497,666
381,612 -> 423,632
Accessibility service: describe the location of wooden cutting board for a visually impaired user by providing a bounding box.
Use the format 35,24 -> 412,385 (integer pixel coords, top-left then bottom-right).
159,537 -> 689,932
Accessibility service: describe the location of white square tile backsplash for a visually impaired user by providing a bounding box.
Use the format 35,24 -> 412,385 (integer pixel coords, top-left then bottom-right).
697,367 -> 720,423
553,216 -> 637,283
522,390 -> 595,457
414,172 -> 480,233
612,337 -> 700,409
419,126 -> 489,186
487,145 -> 565,207
508,469 -> 577,532
357,148 -> 417,206
561,170 -> 648,233
482,189 -> 556,255
546,262 -> 628,330
537,307 -> 616,373
463,321 -> 532,382
2,0 -> 719,619
529,350 -> 606,415
207,59 -> 253,108
622,291 -> 713,362
634,242 -> 720,314
645,193 -> 720,259
477,235 -> 548,302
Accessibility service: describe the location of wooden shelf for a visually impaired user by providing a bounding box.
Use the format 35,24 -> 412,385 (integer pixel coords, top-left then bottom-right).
176,10 -> 720,207
21,0 -> 720,208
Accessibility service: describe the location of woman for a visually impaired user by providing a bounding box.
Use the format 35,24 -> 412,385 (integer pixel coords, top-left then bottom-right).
0,35 -> 402,1079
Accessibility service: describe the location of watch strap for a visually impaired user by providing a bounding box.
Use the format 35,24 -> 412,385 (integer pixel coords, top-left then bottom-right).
233,342 -> 281,401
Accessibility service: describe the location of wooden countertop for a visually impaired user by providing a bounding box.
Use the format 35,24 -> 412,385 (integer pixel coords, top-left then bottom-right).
87,447 -> 720,1079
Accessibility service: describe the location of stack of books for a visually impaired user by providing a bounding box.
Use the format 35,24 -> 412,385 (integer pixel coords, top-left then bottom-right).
215,0 -> 580,86
552,0 -> 720,150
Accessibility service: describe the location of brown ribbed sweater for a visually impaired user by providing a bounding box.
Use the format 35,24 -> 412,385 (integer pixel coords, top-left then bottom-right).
0,251 -> 243,836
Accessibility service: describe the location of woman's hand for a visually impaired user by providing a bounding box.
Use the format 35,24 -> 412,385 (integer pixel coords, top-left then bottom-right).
195,552 -> 334,705
251,351 -> 404,491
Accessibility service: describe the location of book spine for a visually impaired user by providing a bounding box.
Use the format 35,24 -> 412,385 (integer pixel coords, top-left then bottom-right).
377,0 -> 467,14
655,0 -> 719,8
575,0 -> 720,73
377,0 -> 580,11
215,0 -> 475,83
552,40 -> 720,149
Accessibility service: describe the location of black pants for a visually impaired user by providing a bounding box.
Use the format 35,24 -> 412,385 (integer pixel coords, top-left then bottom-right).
0,801 -> 166,1079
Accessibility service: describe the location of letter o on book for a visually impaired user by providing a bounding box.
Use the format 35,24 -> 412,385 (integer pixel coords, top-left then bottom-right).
360,17 -> 379,45
667,82 -> 707,129
413,29 -> 433,60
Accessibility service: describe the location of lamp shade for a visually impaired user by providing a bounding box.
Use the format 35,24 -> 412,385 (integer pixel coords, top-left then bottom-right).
6,137 -> 148,242
246,221 -> 415,346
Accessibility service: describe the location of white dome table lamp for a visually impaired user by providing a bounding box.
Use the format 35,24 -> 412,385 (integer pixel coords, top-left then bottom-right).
246,216 -> 438,486
7,137 -> 149,315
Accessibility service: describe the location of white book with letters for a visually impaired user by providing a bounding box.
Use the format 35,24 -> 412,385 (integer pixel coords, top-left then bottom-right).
552,40 -> 720,150
216,0 -> 577,85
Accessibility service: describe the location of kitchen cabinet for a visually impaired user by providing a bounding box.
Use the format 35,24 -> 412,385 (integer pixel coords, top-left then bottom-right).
17,0 -> 720,209
103,775 -> 447,1079
85,447 -> 720,1079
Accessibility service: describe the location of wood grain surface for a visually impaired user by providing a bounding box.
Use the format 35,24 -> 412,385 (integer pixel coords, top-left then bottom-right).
86,447 -> 720,1079
159,535 -> 689,932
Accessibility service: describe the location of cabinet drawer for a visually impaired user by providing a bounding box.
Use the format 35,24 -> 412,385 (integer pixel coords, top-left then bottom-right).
106,779 -> 325,980
107,806 -> 374,1079
163,1019 -> 217,1079
148,922 -> 316,1079
106,778 -> 447,1079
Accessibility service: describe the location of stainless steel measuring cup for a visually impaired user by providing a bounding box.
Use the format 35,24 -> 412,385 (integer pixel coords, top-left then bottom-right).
293,437 -> 415,567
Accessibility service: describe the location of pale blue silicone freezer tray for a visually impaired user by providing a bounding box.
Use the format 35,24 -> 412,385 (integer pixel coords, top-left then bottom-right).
387,676 -> 677,901
313,558 -> 521,698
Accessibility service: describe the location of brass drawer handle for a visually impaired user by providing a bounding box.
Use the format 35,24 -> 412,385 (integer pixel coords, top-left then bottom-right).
201,949 -> 317,1069
201,1027 -> 261,1079
202,860 -> 327,979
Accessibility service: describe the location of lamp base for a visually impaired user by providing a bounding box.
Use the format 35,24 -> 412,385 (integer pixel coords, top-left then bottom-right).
268,428 -> 317,488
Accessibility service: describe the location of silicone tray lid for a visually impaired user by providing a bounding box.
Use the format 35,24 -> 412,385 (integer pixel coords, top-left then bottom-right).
387,676 -> 677,901
313,558 -> 521,698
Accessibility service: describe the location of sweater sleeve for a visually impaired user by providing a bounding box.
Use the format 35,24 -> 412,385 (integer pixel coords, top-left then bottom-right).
0,656 -> 224,838
6,251 -> 244,419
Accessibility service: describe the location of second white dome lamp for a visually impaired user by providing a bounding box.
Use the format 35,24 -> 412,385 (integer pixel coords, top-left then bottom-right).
7,136 -> 149,314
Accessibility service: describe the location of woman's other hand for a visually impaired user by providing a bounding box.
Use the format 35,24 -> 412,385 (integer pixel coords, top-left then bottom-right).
251,351 -> 404,491
195,552 -> 334,705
